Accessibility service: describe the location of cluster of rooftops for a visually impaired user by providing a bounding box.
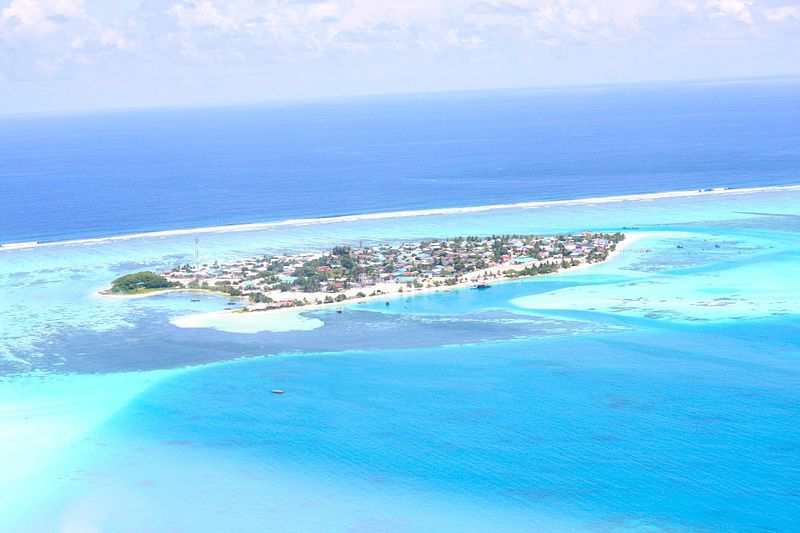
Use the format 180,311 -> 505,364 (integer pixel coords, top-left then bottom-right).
162,232 -> 624,308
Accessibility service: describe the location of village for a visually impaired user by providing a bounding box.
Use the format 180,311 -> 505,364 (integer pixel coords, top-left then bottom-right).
152,232 -> 625,311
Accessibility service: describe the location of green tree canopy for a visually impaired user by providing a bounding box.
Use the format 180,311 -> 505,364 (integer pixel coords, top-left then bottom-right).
110,271 -> 175,293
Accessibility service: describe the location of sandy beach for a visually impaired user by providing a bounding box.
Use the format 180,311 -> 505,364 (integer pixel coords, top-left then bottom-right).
93,287 -> 240,301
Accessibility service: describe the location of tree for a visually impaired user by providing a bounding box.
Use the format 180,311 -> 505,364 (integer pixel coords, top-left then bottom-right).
297,276 -> 321,292
249,293 -> 274,304
110,271 -> 175,294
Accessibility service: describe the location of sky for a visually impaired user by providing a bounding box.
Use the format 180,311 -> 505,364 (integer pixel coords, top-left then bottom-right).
0,0 -> 799,114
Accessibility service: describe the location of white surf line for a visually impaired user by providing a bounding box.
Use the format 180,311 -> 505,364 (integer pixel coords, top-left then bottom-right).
3,184 -> 799,252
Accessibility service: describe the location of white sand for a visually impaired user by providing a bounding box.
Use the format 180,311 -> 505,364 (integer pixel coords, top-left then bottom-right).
171,307 -> 323,333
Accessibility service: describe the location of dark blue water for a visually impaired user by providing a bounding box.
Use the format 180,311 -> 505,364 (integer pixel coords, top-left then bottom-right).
1,79 -> 799,244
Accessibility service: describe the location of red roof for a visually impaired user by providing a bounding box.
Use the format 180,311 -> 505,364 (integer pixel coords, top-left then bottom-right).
317,266 -> 331,271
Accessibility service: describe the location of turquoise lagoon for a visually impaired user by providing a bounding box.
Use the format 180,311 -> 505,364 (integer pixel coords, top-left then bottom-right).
1,188 -> 800,531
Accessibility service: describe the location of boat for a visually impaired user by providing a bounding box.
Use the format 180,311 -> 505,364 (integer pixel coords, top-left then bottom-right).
336,307 -> 343,314
271,389 -> 285,394
472,283 -> 490,289
190,298 -> 200,302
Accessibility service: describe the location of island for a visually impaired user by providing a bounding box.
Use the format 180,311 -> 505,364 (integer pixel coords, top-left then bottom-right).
108,271 -> 179,294
102,232 -> 625,311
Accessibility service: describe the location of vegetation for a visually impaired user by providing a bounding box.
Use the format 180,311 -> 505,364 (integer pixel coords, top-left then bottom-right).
248,292 -> 274,304
125,231 -> 624,308
110,271 -> 177,294
211,281 -> 243,296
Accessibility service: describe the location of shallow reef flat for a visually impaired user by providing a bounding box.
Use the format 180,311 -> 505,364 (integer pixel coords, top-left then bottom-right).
513,228 -> 800,322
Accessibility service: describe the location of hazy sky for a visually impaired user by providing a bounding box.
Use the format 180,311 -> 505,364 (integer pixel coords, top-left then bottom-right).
1,0 -> 798,113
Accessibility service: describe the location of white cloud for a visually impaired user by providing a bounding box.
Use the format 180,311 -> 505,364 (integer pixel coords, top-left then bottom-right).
2,0 -> 56,33
0,0 -> 85,28
705,0 -> 754,25
1,0 -> 798,85
0,0 -> 133,81
53,0 -> 84,18
764,5 -> 800,22
99,28 -> 130,50
170,1 -> 237,30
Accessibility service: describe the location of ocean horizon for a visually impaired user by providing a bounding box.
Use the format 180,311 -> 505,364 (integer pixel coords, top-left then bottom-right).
2,78 -> 799,244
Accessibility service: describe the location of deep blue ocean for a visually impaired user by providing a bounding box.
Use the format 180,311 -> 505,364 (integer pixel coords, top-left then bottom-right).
1,79 -> 799,532
2,78 -> 799,243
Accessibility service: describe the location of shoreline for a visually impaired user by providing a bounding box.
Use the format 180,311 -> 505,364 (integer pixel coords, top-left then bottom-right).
168,232 -> 661,330
3,185 -> 799,252
93,287 -> 245,301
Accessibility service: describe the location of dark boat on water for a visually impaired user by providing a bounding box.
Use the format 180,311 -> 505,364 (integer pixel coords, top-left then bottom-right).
473,284 -> 490,289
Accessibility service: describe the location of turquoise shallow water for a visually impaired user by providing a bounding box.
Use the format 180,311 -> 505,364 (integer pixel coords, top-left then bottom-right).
1,189 -> 800,531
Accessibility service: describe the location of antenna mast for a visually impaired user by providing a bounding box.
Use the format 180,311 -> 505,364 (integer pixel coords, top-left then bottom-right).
195,237 -> 200,281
